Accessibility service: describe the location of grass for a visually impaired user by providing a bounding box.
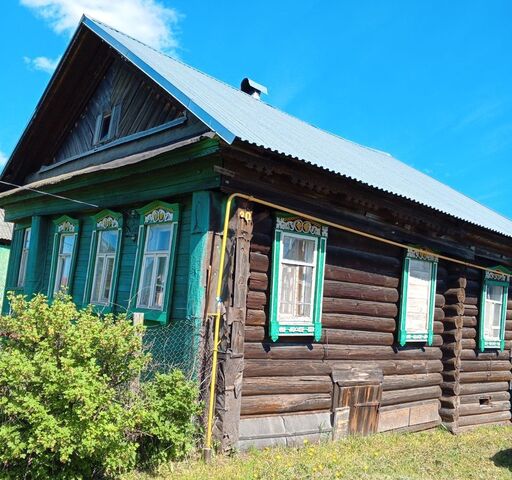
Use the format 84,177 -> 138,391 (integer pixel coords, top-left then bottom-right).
126,425 -> 512,480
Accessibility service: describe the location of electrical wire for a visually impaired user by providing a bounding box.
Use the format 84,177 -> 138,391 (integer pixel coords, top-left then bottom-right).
0,180 -> 99,208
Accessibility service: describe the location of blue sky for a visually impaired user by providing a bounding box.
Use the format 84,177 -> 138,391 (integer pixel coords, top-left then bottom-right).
1,1 -> 511,217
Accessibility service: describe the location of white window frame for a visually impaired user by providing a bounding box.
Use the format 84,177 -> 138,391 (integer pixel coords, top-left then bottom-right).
53,233 -> 76,294
90,229 -> 119,306
398,249 -> 438,346
136,223 -> 174,311
479,270 -> 509,351
17,227 -> 31,288
277,231 -> 318,325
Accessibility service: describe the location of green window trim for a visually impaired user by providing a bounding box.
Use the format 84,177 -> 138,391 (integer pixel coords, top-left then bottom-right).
479,267 -> 510,351
269,214 -> 328,342
47,215 -> 80,299
129,200 -> 180,324
83,210 -> 123,313
9,219 -> 32,293
398,249 -> 438,346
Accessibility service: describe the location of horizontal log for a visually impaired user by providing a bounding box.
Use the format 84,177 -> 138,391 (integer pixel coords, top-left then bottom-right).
459,381 -> 509,396
459,391 -> 510,405
246,291 -> 266,310
462,316 -> 477,328
244,343 -> 442,361
442,316 -> 463,329
464,305 -> 479,317
327,245 -> 401,274
240,393 -> 331,416
322,313 -> 396,333
460,360 -> 511,372
243,359 -> 443,378
444,288 -> 465,303
457,410 -> 511,427
381,385 -> 441,406
464,295 -> 479,306
435,294 -> 446,308
458,401 -> 510,417
383,373 -> 442,391
441,382 -> 460,396
460,350 -> 510,360
323,329 -> 394,346
434,308 -> 445,321
379,398 -> 440,413
459,371 -> 512,383
243,327 -> 396,345
443,304 -> 464,316
250,252 -> 269,273
443,339 -> 476,350
324,264 -> 399,288
242,376 -> 333,396
322,298 -> 398,318
249,271 -> 268,291
433,321 -> 444,335
323,280 -> 399,303
246,309 -> 266,326
245,326 -> 266,342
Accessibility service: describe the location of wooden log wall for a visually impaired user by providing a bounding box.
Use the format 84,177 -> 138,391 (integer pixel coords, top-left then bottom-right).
440,266 -> 512,432
241,208 -> 444,431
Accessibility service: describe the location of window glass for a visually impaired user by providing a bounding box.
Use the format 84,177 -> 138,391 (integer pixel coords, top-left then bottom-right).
90,230 -> 119,305
146,224 -> 172,252
17,228 -> 31,288
54,234 -> 75,293
278,234 -> 316,323
485,284 -> 504,340
405,259 -> 433,333
137,224 -> 174,310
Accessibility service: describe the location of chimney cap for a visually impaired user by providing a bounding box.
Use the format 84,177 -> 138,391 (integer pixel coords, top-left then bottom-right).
241,77 -> 268,98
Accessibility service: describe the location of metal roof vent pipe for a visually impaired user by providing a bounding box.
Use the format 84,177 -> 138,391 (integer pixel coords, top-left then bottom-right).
240,77 -> 268,100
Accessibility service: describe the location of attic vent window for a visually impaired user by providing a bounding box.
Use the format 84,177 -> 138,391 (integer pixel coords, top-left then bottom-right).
93,104 -> 121,145
99,113 -> 111,142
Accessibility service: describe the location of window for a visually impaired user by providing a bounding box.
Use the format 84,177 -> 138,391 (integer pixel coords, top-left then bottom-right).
93,104 -> 121,145
131,201 -> 180,323
48,216 -> 79,298
479,269 -> 509,351
398,249 -> 438,346
84,210 -> 123,311
17,227 -> 31,288
269,214 -> 328,341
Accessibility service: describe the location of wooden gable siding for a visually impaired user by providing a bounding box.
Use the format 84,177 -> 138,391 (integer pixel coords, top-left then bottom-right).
54,57 -> 185,166
240,207 -> 444,432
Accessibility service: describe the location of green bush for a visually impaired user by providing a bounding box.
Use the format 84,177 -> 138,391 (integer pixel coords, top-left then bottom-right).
0,293 -> 201,479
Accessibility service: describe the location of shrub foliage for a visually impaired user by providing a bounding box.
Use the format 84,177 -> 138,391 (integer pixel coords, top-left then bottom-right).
0,293 -> 201,479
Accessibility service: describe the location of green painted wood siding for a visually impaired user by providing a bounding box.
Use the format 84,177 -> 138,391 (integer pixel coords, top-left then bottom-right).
4,195 -> 196,325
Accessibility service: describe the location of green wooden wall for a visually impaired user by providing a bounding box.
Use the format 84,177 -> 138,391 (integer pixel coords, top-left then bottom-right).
1,143 -> 221,374
0,245 -> 10,307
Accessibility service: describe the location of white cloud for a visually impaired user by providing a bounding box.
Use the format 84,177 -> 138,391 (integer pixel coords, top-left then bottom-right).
23,55 -> 62,73
20,0 -> 181,52
0,151 -> 9,169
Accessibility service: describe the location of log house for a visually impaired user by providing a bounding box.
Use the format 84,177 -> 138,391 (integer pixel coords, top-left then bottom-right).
1,17 -> 512,452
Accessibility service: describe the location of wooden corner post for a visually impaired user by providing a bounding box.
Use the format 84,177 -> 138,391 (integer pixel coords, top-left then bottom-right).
213,204 -> 253,452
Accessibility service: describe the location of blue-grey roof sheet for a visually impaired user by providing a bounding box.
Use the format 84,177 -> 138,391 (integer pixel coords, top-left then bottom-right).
84,17 -> 512,238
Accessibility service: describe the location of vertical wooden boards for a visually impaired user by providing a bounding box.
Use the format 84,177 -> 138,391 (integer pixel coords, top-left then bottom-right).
213,205 -> 254,452
54,57 -> 187,165
186,191 -> 213,378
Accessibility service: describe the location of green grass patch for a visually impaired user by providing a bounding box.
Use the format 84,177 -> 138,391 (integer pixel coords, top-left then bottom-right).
125,425 -> 512,479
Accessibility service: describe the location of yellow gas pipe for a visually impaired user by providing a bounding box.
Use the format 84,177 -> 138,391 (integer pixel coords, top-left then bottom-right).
203,192 -> 508,457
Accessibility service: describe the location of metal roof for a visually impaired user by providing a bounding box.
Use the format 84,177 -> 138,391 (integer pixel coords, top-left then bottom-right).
83,17 -> 512,238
